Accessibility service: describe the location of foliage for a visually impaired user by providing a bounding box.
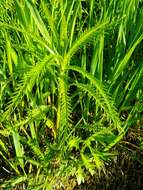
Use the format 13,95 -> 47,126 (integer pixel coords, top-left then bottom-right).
0,0 -> 143,189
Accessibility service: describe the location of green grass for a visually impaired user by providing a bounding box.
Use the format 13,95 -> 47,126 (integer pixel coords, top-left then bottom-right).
0,0 -> 143,189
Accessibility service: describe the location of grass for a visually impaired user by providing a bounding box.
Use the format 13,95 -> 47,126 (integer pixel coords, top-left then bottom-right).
0,0 -> 143,189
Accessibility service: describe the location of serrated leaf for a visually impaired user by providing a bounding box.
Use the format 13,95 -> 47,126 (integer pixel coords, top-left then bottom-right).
68,137 -> 81,150
76,167 -> 85,185
81,153 -> 95,174
93,153 -> 103,170
0,139 -> 8,153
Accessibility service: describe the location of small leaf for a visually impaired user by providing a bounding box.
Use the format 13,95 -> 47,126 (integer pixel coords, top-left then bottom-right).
68,137 -> 81,150
93,153 -> 103,170
46,118 -> 56,138
0,139 -> 9,153
81,153 -> 95,174
76,167 -> 85,185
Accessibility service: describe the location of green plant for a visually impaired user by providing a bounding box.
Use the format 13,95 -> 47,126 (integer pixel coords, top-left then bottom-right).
0,0 -> 143,189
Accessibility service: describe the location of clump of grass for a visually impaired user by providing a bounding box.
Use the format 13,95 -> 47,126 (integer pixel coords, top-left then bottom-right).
0,0 -> 143,189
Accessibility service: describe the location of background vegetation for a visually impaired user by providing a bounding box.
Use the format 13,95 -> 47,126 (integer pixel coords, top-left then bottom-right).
0,0 -> 143,189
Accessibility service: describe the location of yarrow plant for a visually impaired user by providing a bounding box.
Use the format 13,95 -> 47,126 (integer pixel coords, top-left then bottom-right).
0,0 -> 143,189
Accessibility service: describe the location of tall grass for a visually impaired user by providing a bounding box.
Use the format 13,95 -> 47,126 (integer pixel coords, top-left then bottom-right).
0,0 -> 143,189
